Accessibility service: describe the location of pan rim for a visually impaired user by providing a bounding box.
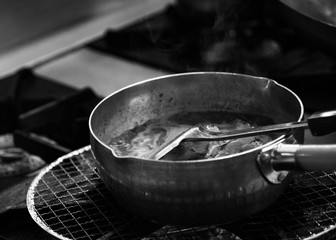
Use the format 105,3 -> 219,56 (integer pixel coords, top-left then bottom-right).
89,71 -> 304,163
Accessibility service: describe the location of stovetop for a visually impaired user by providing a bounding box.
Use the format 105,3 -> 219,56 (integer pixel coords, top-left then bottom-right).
0,69 -> 102,163
90,1 -> 336,112
91,2 -> 332,75
1,1 -> 336,239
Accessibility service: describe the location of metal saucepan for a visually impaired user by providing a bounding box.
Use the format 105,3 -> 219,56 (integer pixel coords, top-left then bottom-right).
277,0 -> 336,56
89,72 -> 336,226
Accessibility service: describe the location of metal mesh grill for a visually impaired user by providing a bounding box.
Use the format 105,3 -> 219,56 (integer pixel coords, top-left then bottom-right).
27,146 -> 336,240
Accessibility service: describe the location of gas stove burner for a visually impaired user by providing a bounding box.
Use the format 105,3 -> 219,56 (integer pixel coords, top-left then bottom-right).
27,146 -> 336,240
0,134 -> 46,177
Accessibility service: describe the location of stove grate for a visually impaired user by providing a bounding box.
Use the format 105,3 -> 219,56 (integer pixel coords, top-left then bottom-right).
27,146 -> 336,240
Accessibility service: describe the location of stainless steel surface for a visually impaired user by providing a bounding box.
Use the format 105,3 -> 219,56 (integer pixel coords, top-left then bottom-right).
89,72 -> 306,226
27,145 -> 336,239
36,48 -> 169,97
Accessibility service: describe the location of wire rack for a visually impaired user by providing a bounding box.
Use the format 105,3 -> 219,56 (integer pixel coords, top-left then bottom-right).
27,146 -> 336,240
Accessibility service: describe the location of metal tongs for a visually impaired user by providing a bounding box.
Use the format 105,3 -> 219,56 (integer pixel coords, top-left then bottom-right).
147,110 -> 336,160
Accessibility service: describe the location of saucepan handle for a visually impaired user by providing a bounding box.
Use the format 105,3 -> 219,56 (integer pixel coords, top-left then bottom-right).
259,110 -> 336,176
271,144 -> 336,172
257,142 -> 336,184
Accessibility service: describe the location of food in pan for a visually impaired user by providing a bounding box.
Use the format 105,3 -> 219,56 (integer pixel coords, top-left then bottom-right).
109,111 -> 275,160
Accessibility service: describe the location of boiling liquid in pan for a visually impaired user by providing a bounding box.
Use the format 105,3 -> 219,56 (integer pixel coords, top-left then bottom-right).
109,111 -> 276,160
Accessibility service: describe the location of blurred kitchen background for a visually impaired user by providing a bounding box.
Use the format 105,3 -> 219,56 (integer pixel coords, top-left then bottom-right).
0,1 -> 171,239
0,0 -> 171,90
1,0 -> 336,239
1,0 -> 336,154
0,0 -> 172,171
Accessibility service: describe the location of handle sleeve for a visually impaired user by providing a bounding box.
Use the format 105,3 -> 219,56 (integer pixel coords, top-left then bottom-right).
272,144 -> 336,172
295,145 -> 336,172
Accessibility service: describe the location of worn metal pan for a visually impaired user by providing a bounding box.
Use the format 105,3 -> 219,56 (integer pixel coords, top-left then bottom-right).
89,72 -> 336,226
277,0 -> 336,56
